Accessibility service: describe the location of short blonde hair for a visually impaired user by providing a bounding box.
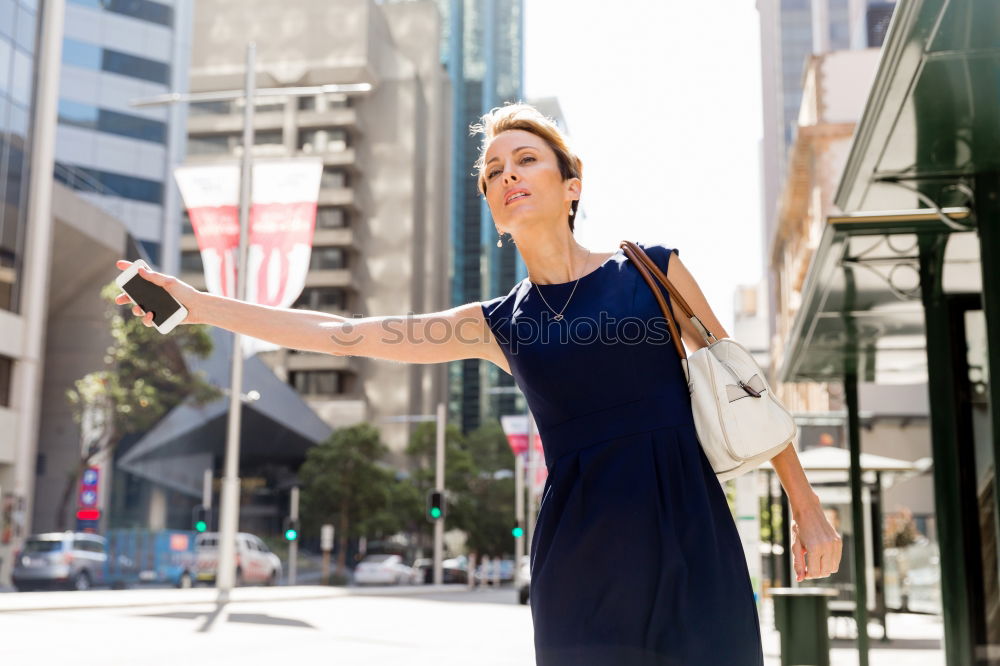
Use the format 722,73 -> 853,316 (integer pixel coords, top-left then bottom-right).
471,102 -> 583,231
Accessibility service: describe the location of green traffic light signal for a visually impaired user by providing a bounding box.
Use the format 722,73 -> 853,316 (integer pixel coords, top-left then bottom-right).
284,528 -> 298,541
512,525 -> 524,538
195,520 -> 208,533
429,507 -> 442,519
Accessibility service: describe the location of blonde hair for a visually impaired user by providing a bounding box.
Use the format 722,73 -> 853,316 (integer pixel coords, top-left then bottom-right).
470,102 -> 583,231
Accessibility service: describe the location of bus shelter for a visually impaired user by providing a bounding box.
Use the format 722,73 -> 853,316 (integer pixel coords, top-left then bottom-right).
777,1 -> 1000,663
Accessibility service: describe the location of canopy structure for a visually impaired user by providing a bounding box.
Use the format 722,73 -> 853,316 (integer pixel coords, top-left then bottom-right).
778,1 -> 1000,663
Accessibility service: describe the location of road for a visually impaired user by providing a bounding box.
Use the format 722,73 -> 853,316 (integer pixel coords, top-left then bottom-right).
0,585 -> 943,665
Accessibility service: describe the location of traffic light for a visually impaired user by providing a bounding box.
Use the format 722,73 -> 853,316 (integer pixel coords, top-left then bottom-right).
283,516 -> 300,542
512,521 -> 524,539
426,489 -> 445,522
192,505 -> 210,533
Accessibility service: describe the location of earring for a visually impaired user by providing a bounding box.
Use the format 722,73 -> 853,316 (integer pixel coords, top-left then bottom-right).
496,233 -> 503,248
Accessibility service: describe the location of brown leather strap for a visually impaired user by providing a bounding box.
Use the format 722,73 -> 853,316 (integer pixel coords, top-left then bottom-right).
620,240 -> 717,360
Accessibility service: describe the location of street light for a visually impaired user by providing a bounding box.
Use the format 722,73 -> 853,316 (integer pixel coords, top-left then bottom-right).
131,43 -> 370,598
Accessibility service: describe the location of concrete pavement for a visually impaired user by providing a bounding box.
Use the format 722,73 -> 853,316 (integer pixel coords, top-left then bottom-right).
0,585 -> 944,665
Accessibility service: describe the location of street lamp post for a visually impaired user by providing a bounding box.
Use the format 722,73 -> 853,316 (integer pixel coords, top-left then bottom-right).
131,44 -> 371,597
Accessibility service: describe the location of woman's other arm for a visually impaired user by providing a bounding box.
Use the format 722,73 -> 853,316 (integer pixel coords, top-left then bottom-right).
666,253 -> 842,580
113,260 -> 511,373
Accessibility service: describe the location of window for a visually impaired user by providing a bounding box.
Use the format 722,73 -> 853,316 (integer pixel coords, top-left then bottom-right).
254,130 -> 283,148
58,99 -> 167,144
187,134 -> 231,156
0,355 -> 11,407
62,38 -> 170,85
309,247 -> 346,270
54,163 -> 164,205
294,286 -> 348,312
297,96 -> 316,111
68,0 -> 173,28
320,168 -> 347,189
298,128 -> 348,153
315,207 -> 347,229
180,251 -> 202,273
289,370 -> 344,396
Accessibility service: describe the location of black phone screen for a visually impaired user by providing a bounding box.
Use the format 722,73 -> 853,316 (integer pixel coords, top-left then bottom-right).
123,274 -> 181,326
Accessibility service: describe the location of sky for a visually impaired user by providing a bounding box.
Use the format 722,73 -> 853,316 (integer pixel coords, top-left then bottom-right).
523,0 -> 764,334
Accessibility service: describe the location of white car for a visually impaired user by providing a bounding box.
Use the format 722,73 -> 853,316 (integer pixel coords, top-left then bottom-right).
353,554 -> 421,585
194,532 -> 282,586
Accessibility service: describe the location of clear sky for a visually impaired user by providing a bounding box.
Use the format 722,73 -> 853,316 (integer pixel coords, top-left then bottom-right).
524,0 -> 764,334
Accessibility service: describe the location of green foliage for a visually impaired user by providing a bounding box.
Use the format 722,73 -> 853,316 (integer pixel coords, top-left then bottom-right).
299,423 -> 404,541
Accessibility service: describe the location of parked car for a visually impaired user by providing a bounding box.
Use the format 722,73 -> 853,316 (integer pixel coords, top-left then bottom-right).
105,528 -> 198,589
353,554 -> 421,585
194,532 -> 282,586
516,555 -> 530,605
413,557 -> 469,584
12,532 -> 108,591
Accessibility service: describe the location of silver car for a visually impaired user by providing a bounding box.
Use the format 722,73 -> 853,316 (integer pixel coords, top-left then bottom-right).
12,532 -> 107,591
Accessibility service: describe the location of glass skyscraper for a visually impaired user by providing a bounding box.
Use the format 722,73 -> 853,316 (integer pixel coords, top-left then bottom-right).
381,0 -> 525,432
0,0 -> 40,316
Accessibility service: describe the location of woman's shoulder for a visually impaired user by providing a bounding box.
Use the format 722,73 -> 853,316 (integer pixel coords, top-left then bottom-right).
480,278 -> 530,317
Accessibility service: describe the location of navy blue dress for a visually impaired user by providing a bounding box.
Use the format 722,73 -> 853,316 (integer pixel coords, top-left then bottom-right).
480,243 -> 764,665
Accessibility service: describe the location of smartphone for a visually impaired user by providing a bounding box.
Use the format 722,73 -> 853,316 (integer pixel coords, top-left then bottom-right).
115,259 -> 188,334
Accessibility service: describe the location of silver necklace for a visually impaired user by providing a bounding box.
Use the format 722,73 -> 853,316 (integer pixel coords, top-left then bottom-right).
531,249 -> 592,321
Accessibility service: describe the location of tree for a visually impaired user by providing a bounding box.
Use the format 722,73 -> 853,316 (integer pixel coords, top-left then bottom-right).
61,282 -> 220,530
299,423 -> 399,574
451,421 -> 516,557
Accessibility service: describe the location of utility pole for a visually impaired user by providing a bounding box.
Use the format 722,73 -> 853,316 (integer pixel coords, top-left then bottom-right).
434,402 -> 446,586
288,486 -> 299,585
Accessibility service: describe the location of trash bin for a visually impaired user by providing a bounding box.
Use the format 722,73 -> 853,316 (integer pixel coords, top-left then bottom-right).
769,587 -> 839,666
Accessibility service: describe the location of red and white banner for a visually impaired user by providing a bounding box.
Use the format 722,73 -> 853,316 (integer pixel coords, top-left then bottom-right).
174,159 -> 323,357
500,414 -> 547,497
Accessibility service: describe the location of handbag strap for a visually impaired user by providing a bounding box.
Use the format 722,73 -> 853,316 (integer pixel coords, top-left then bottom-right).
619,240 -> 719,363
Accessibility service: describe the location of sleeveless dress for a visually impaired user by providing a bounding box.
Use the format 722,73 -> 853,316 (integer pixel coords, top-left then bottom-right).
480,242 -> 764,666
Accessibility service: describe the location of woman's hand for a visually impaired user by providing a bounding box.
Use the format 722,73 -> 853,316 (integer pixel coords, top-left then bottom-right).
114,260 -> 206,326
790,497 -> 843,582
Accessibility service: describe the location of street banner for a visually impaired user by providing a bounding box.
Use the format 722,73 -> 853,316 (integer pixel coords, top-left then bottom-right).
500,414 -> 547,496
174,158 -> 323,357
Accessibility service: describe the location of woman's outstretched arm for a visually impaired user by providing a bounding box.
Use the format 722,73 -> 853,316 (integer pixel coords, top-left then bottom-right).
113,260 -> 510,372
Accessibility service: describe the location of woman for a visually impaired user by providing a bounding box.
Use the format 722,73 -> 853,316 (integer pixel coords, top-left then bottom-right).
116,103 -> 841,664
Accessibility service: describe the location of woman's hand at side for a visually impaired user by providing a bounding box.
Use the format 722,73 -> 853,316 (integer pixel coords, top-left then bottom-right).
789,495 -> 843,582
114,260 -> 206,326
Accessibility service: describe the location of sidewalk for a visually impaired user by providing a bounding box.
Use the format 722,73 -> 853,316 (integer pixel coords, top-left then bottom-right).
759,599 -> 945,666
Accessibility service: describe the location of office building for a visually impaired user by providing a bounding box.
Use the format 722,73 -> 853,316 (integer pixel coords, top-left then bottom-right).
180,0 -> 451,459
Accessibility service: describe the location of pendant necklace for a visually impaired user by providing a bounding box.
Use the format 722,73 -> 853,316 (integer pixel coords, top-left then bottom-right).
532,249 -> 591,321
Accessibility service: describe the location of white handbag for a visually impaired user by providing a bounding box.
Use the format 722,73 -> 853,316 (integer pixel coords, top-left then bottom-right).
622,241 -> 796,481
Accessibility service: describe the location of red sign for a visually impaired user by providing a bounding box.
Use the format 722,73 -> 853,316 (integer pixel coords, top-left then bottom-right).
174,159 -> 323,357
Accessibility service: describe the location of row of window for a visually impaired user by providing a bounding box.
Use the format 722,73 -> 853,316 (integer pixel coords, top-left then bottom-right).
188,94 -> 351,117
182,206 -> 349,235
186,128 -> 350,157
0,0 -> 36,55
180,248 -> 348,273
58,98 -> 167,144
62,37 -> 170,86
68,0 -> 173,29
54,161 -> 164,204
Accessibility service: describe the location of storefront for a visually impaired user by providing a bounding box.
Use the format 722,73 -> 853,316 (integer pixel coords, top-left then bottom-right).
779,1 -> 1000,663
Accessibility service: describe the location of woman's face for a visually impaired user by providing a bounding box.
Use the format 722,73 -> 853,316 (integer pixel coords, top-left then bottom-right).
483,129 -> 579,235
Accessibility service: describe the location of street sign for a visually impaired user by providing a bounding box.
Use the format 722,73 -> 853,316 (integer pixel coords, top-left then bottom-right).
321,524 -> 334,552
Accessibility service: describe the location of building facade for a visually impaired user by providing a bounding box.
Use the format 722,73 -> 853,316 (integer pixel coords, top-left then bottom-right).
53,0 -> 194,274
179,0 -> 451,459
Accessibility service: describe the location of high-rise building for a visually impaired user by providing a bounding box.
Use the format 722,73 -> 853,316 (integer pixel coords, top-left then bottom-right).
757,0 -> 896,334
52,0 -> 193,273
180,0 -> 451,459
